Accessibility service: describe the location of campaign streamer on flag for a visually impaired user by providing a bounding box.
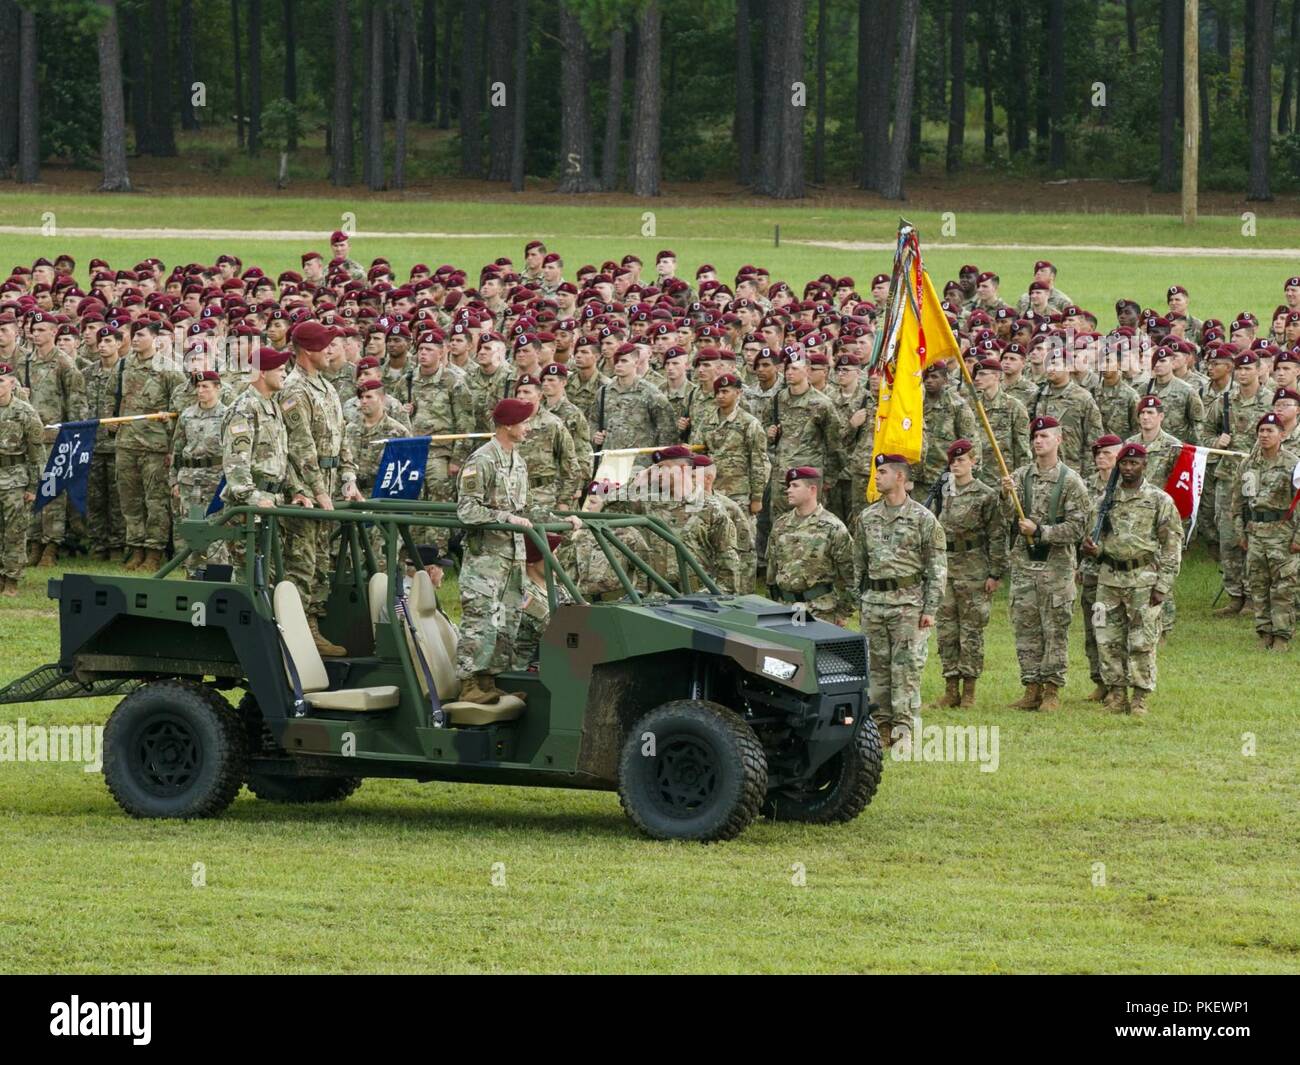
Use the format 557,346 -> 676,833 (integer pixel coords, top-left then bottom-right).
206,477 -> 226,515
1163,442 -> 1209,541
866,221 -> 959,500
373,436 -> 432,499
34,419 -> 98,516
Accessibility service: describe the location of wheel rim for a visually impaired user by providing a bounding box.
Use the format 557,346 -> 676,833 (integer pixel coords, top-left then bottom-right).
650,736 -> 719,817
130,714 -> 203,797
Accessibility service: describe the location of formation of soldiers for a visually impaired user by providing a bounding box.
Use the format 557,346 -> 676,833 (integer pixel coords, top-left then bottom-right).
1,242 -> 1297,747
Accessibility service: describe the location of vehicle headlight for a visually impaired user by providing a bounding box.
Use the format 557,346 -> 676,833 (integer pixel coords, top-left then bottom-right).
761,656 -> 798,681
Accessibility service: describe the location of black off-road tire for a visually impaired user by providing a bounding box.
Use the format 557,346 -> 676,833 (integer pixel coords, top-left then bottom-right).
245,773 -> 363,804
103,680 -> 248,819
761,715 -> 883,824
617,699 -> 767,842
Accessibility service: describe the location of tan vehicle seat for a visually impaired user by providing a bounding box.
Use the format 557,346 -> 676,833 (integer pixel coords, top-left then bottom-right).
398,571 -> 525,726
273,581 -> 400,712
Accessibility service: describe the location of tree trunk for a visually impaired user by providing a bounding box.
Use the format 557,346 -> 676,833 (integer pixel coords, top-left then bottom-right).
17,5 -> 37,182
439,0 -> 453,128
149,0 -> 176,155
1125,0 -> 1137,52
1216,2 -> 1231,104
248,0 -> 263,155
630,0 -> 662,196
331,0 -> 354,185
369,0 -> 387,189
881,0 -> 920,199
98,0 -> 132,191
1008,0 -> 1029,153
460,0 -> 483,176
814,0 -> 827,184
1047,0 -> 1065,169
1281,0 -> 1300,133
603,27 -> 626,190
487,0 -> 514,181
0,0 -> 20,172
421,0 -> 436,123
935,0 -> 947,117
1159,0 -> 1179,190
946,0 -> 966,172
1248,0 -> 1274,200
1034,2 -> 1049,154
511,0 -> 527,191
179,0 -> 197,130
755,0 -> 788,194
361,0 -> 373,184
284,0 -> 298,148
384,3 -> 397,121
1244,0 -> 1254,115
861,0 -> 898,190
395,0 -> 412,188
557,2 -> 600,192
774,0 -> 806,198
232,0 -> 245,150
737,0 -> 755,184
125,4 -> 149,153
978,4 -> 993,160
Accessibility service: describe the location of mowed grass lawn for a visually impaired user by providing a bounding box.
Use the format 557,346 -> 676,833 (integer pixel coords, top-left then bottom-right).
0,200 -> 1297,973
0,548 -> 1296,974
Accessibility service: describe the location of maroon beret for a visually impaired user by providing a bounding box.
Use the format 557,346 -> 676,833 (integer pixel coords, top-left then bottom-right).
1029,415 -> 1060,434
1273,387 -> 1300,403
652,444 -> 694,464
252,347 -> 292,372
1092,434 -> 1124,453
355,356 -> 382,371
1258,411 -> 1284,430
784,466 -> 822,483
946,439 -> 974,462
492,398 -> 532,425
524,532 -> 564,565
1234,352 -> 1258,367
540,362 -> 568,378
1118,443 -> 1148,460
713,373 -> 741,392
1137,395 -> 1163,412
291,320 -> 335,352
514,374 -> 542,391
356,378 -> 385,393
330,230 -> 349,243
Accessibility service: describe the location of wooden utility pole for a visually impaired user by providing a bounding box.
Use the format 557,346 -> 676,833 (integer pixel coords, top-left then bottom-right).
1183,0 -> 1199,223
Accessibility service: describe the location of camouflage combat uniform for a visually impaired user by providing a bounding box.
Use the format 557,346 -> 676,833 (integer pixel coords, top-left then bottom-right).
766,503 -> 855,624
22,348 -> 86,550
1090,481 -> 1183,695
279,368 -> 358,617
518,407 -> 583,510
557,522 -> 652,600
1001,460 -> 1090,690
974,388 -> 1029,491
646,489 -> 741,594
695,401 -> 769,524
0,393 -> 44,582
913,390 -> 980,505
544,395 -> 594,481
1091,377 -> 1139,439
827,385 -> 873,523
512,575 -> 574,670
342,390 -> 410,428
565,370 -> 610,429
1141,376 -> 1204,443
1080,469 -> 1109,690
83,357 -> 127,556
594,378 -> 675,464
769,386 -> 840,519
408,366 -> 475,503
936,477 -> 1008,682
465,365 -> 516,433
169,399 -> 230,574
116,354 -> 186,553
1027,381 -> 1104,478
853,496 -> 946,740
713,489 -> 759,593
345,413 -> 409,566
1204,387 -> 1272,600
1231,446 -> 1300,643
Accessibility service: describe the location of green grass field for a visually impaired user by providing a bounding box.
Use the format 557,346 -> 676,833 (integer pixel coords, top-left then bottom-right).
0,197 -> 1297,973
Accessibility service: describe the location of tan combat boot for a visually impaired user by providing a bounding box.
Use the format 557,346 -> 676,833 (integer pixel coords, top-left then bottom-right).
1271,638 -> 1292,654
1085,682 -> 1107,702
143,549 -> 164,571
1128,690 -> 1150,717
457,674 -> 496,705
307,616 -> 347,657
1009,683 -> 1041,710
26,542 -> 42,567
1258,634 -> 1274,651
933,676 -> 961,708
37,543 -> 58,567
1037,683 -> 1061,712
2,578 -> 17,598
1214,595 -> 1246,618
1103,687 -> 1128,713
877,721 -> 892,749
959,677 -> 977,708
122,548 -> 146,571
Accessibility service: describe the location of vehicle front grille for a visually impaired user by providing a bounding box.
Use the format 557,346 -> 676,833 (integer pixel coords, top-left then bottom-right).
816,637 -> 868,684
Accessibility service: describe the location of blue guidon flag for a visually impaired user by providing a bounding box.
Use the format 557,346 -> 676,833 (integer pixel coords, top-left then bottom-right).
373,437 -> 431,499
34,419 -> 97,516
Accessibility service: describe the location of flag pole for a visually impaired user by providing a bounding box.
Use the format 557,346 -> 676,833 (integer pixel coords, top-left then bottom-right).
44,411 -> 176,431
376,432 -> 492,444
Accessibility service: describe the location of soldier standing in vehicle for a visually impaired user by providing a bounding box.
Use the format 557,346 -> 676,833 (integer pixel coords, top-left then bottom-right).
455,398 -> 581,705
766,466 -> 855,625
932,440 -> 1008,710
853,453 -> 947,756
1081,443 -> 1183,716
169,370 -> 229,576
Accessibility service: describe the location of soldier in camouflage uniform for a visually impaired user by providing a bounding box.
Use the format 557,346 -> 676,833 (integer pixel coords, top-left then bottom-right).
540,363 -> 593,479
767,350 -> 841,520
970,357 -> 1029,491
219,347 -> 312,580
513,533 -> 572,670
694,454 -> 758,593
660,346 -> 703,444
825,353 -> 871,521
1128,395 -> 1183,488
642,447 -> 741,593
913,361 -> 980,506
1230,413 -> 1300,651
1092,341 -> 1139,440
591,346 -> 675,466
556,481 -> 652,600
20,313 -> 86,565
694,373 -> 769,536
83,327 -> 127,560
0,363 -> 45,595
169,371 -> 229,576
455,397 -> 582,703
1081,443 -> 1184,715
346,380 -> 411,492
1196,345 -> 1237,559
514,375 -> 584,510
117,320 -> 187,571
465,334 -> 517,433
407,331 -> 475,505
932,440 -> 1009,709
1080,435 -> 1123,701
1000,416 -> 1091,711
841,370 -> 879,526
344,357 -> 412,429
565,338 -> 609,429
766,466 -> 855,624
1207,351 -> 1273,617
853,453 -> 946,754
1000,342 -> 1039,413
1141,346 -> 1205,443
1027,348 -> 1104,479
279,322 -> 364,655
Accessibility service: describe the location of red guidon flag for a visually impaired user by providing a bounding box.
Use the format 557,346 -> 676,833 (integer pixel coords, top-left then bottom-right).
1163,443 -> 1209,539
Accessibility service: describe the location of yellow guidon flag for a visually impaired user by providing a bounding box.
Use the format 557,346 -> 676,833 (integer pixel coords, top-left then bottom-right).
866,222 -> 959,501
